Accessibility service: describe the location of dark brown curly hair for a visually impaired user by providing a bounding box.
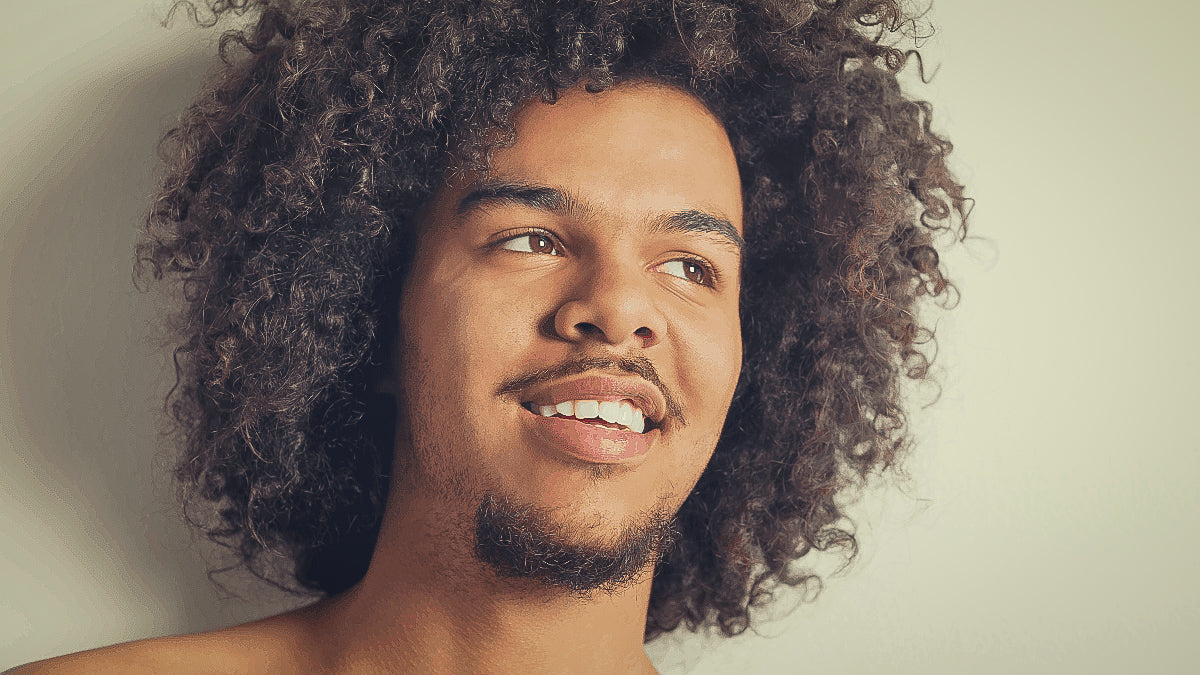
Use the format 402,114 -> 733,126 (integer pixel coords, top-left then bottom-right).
137,0 -> 967,642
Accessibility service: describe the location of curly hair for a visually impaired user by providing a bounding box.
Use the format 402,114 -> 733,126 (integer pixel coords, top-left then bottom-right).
137,0 -> 967,642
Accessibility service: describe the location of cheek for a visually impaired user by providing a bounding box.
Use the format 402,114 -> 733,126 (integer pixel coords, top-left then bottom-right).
659,332 -> 739,510
404,283 -> 504,398
400,271 -> 544,438
675,312 -> 742,424
664,313 -> 740,490
396,278 -> 520,492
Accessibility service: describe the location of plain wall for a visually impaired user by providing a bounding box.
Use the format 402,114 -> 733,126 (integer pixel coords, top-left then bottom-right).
2,1 -> 1198,672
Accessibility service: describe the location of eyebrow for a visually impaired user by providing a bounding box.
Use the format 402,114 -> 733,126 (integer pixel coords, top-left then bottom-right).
457,179 -> 745,256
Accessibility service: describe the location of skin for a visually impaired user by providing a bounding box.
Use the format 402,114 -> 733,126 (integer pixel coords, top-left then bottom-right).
13,82 -> 744,674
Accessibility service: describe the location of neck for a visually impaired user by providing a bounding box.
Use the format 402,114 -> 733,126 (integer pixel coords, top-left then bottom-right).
306,488 -> 660,674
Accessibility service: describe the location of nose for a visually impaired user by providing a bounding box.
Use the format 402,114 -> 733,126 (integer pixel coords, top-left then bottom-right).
552,260 -> 661,350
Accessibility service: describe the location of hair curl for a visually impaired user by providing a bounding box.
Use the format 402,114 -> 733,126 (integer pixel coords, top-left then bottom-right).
137,0 -> 968,642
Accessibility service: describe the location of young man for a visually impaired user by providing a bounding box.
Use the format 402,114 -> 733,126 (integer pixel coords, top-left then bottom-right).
15,0 -> 966,672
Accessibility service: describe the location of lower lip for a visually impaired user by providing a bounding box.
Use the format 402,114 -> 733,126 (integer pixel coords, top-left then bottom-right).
521,406 -> 656,464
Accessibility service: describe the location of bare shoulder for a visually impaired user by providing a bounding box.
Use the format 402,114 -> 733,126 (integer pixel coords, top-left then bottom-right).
5,634 -> 233,674
6,605 -> 327,674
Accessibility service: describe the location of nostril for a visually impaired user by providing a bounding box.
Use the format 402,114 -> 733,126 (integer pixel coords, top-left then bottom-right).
634,327 -> 652,338
576,322 -> 603,337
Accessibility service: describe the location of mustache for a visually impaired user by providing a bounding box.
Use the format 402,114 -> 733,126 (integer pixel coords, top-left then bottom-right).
495,353 -> 686,427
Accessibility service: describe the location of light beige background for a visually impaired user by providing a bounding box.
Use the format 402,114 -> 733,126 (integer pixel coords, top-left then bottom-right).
3,1 -> 1197,672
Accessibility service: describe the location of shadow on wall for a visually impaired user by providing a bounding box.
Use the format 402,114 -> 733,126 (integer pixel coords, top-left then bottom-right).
0,40 -> 299,664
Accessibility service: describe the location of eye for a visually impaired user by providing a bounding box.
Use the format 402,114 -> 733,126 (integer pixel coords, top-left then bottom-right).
659,258 -> 714,286
499,232 -> 562,256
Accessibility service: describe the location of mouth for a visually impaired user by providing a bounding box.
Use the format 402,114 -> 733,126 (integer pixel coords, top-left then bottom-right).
519,399 -> 659,435
518,400 -> 659,464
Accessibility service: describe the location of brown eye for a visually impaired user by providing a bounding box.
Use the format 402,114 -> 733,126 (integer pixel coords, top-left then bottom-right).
661,259 -> 709,285
501,233 -> 560,255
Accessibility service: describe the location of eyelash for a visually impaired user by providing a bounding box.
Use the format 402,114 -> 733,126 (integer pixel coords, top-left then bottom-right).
490,228 -> 721,288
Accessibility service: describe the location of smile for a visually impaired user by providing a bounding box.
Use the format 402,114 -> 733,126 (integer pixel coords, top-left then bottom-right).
520,399 -> 649,434
519,401 -> 658,464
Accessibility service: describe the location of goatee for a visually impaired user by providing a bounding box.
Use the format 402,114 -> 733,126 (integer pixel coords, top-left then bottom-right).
473,492 -> 679,596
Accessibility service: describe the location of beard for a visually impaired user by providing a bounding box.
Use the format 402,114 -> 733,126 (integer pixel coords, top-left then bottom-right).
472,491 -> 680,596
394,350 -> 683,596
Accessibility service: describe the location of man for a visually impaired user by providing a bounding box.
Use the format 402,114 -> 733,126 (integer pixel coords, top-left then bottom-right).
14,0 -> 965,672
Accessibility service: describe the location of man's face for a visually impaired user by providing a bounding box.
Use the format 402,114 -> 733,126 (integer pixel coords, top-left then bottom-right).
394,82 -> 743,590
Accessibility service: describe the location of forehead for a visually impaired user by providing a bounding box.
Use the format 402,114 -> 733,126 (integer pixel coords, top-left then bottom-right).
478,83 -> 744,231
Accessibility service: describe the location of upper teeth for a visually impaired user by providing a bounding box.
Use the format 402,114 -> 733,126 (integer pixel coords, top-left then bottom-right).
535,400 -> 647,434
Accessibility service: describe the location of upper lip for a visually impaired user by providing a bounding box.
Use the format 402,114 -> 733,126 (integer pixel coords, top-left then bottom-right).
520,375 -> 667,427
